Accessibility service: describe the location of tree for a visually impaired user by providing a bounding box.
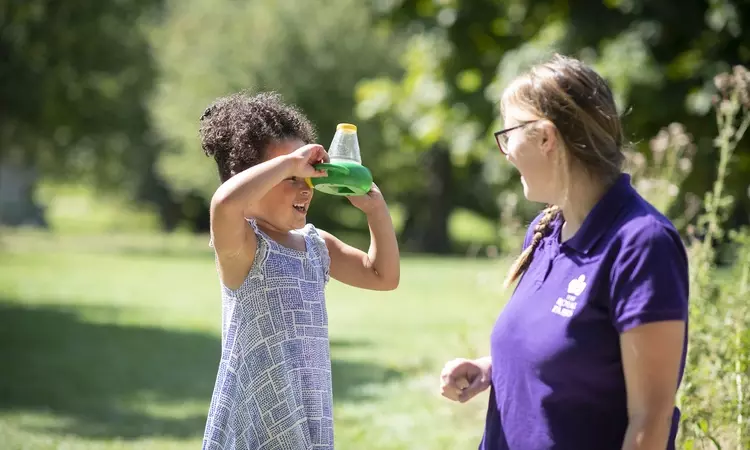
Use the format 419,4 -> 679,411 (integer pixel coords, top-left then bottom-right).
146,0 -> 404,233
358,0 -> 750,250
0,0 -> 164,225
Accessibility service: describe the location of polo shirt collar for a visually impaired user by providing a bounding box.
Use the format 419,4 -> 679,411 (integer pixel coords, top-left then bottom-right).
552,173 -> 634,255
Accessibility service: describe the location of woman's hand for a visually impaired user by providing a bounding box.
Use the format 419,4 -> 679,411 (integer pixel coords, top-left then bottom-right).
440,356 -> 492,403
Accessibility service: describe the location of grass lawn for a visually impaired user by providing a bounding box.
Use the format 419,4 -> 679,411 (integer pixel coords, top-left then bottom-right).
0,231 -> 513,449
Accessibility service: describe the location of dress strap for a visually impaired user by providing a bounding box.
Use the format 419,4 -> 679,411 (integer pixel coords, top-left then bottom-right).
302,224 -> 331,283
246,219 -> 270,275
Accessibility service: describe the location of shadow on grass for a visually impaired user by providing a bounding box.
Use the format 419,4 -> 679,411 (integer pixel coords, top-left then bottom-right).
0,300 -> 403,440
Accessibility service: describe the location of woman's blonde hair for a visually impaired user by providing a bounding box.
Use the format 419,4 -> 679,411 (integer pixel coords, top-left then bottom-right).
501,54 -> 626,288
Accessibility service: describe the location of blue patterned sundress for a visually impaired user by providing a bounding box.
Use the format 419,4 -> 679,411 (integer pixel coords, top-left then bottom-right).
202,219 -> 334,450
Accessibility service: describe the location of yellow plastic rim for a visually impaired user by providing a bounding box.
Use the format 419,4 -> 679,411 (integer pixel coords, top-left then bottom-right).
304,177 -> 314,188
336,123 -> 357,132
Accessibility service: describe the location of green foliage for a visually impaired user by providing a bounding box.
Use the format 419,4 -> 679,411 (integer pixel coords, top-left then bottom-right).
146,0 -> 402,230
725,230 -> 750,448
365,0 -> 750,231
35,183 -> 161,234
674,65 -> 750,449
355,33 -> 488,208
624,123 -> 698,228
0,0 -> 162,186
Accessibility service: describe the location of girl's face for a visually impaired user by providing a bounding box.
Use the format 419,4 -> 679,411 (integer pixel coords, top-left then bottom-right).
256,138 -> 314,232
501,104 -> 562,204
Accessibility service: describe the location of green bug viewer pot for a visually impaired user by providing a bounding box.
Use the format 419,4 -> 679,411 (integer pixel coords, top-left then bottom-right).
305,123 -> 373,196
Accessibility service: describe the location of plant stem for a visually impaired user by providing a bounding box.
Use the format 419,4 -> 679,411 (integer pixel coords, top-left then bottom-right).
736,239 -> 750,449
734,113 -> 750,148
705,97 -> 744,248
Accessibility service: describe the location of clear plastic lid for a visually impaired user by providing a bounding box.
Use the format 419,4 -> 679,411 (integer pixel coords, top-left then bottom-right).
328,123 -> 361,164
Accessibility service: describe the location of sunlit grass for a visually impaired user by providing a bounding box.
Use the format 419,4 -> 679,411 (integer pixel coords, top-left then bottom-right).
0,231 -> 512,449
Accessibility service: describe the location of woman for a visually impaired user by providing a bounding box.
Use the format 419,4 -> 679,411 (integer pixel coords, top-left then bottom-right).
440,54 -> 689,450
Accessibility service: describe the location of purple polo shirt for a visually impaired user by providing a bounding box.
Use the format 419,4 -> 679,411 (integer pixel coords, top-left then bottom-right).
481,174 -> 689,450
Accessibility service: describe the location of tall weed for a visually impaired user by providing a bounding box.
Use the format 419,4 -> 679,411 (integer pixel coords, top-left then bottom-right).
676,65 -> 750,449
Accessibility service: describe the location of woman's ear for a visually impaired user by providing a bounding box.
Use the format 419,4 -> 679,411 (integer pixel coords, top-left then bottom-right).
538,120 -> 559,157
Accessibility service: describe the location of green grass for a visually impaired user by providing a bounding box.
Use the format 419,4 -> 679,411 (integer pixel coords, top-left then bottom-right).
0,231 -> 513,449
35,184 -> 162,234
33,182 -> 504,249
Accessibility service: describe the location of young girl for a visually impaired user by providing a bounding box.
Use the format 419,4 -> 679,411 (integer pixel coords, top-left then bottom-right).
198,92 -> 400,450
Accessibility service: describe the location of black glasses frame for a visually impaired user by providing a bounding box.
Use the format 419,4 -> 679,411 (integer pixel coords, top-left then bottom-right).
493,120 -> 539,154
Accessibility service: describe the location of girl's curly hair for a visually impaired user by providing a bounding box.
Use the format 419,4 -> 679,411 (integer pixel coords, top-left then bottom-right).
199,91 -> 317,182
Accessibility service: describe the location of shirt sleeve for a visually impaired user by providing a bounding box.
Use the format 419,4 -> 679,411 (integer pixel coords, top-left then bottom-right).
609,222 -> 689,334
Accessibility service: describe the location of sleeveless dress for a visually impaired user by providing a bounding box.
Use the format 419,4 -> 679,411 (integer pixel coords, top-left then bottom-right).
202,220 -> 334,450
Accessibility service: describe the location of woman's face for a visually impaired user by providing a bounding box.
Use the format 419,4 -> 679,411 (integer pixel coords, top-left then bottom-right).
501,104 -> 562,204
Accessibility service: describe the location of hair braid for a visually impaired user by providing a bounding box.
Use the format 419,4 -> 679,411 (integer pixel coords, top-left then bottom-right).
503,205 -> 560,289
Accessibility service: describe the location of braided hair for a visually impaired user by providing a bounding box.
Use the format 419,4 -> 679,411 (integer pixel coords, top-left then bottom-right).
504,205 -> 560,288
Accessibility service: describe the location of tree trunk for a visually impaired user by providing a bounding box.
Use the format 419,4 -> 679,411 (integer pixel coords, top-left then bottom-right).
134,154 -> 184,232
0,159 -> 46,227
400,144 -> 454,254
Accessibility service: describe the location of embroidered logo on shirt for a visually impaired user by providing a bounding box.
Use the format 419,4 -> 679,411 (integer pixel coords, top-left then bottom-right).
567,274 -> 587,296
551,274 -> 587,318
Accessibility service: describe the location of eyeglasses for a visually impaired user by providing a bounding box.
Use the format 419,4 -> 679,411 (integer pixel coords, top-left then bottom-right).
494,120 -> 538,155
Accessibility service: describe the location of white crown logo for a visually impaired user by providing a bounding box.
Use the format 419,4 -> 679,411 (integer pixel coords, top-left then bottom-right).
567,274 -> 587,296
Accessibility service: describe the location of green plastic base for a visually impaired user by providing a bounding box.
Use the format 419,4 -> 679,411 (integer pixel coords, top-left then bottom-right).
307,162 -> 373,196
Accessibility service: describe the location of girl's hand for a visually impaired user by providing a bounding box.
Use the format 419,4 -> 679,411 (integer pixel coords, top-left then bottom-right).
287,144 -> 330,179
347,183 -> 388,215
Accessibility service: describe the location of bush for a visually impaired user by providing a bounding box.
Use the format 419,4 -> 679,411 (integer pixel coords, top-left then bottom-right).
642,65 -> 750,449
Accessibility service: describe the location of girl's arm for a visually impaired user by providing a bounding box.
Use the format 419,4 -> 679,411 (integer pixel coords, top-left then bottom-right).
319,184 -> 400,291
210,144 -> 328,288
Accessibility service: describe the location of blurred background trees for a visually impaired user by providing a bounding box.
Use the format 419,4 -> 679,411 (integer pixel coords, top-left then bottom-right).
2,0 -> 748,252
